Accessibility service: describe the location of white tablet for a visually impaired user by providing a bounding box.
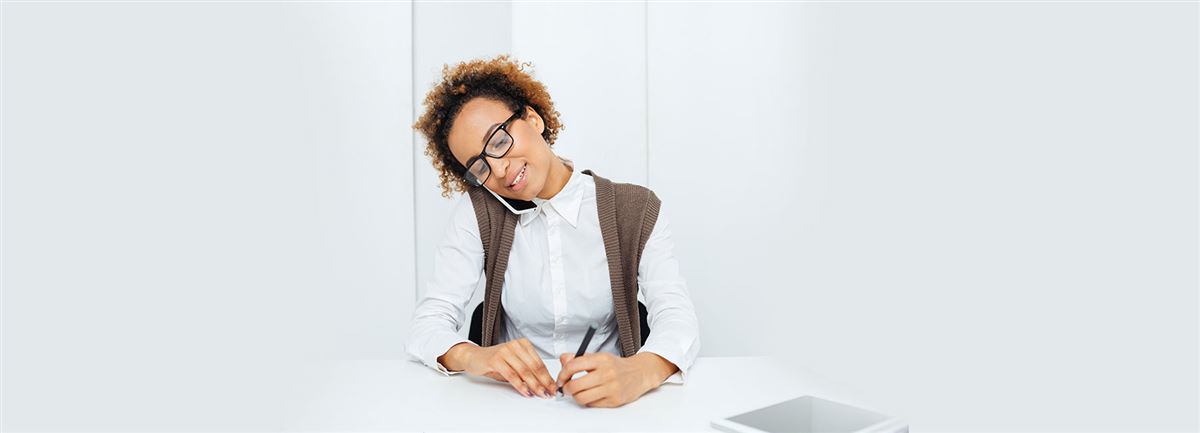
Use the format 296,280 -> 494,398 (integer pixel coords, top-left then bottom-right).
711,396 -> 908,433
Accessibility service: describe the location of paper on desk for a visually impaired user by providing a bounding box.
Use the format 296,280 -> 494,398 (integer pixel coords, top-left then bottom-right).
492,359 -> 587,406
497,389 -> 579,405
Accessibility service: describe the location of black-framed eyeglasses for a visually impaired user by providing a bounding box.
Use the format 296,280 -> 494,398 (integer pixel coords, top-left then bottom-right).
461,110 -> 521,187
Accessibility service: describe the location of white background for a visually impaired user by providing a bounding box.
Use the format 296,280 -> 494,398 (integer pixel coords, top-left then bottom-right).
3,1 -> 1196,432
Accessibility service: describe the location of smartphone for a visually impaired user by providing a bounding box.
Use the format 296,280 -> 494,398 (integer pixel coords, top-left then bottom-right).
482,185 -> 538,215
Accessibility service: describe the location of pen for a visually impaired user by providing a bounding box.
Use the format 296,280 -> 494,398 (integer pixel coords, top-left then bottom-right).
557,324 -> 597,396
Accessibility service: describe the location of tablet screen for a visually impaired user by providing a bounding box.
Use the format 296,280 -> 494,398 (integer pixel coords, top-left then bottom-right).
719,396 -> 893,433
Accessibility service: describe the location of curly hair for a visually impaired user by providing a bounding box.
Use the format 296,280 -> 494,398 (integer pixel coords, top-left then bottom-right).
413,54 -> 564,198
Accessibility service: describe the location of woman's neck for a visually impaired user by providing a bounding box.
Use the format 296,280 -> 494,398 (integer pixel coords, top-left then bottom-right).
536,156 -> 572,200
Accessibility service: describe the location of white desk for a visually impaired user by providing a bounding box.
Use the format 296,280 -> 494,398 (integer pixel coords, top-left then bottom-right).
283,357 -> 901,432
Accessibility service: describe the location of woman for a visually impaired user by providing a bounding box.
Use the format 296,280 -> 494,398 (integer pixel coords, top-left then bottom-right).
405,55 -> 700,408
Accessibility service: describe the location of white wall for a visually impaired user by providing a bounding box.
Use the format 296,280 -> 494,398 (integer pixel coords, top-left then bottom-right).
3,1 -> 1196,432
646,2 -> 1197,431
2,2 -> 413,430
511,2 -> 648,186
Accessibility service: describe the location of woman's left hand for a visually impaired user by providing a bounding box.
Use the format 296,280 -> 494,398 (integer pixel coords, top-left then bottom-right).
555,352 -> 656,408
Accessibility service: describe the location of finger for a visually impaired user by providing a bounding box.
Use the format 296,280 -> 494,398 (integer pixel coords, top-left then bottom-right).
509,345 -> 551,397
502,348 -> 548,397
521,342 -> 557,392
571,384 -> 609,407
558,353 -> 592,384
533,360 -> 556,393
493,360 -> 531,397
558,353 -> 601,387
494,362 -> 528,396
561,366 -> 605,397
556,353 -> 576,386
515,340 -> 555,395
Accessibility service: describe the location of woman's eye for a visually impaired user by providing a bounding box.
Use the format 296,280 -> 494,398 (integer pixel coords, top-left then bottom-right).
489,135 -> 511,150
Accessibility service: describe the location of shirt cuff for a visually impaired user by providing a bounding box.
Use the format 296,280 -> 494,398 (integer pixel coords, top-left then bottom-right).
662,371 -> 684,384
435,360 -> 466,376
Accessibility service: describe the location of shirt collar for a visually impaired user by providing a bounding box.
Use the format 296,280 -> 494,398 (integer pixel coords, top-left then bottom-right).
520,165 -> 584,228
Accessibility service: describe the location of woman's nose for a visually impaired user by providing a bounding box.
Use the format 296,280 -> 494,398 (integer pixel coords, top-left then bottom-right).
488,156 -> 509,180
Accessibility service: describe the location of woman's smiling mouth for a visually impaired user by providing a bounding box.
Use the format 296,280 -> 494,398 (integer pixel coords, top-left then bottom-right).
508,165 -> 528,191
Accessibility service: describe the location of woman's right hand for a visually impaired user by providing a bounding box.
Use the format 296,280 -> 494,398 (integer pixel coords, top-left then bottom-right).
462,338 -> 556,398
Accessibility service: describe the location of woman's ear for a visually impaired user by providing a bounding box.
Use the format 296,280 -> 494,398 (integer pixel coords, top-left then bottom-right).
525,105 -> 544,135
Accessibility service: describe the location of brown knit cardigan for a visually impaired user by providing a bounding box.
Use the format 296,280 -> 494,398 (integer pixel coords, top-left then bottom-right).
465,169 -> 661,357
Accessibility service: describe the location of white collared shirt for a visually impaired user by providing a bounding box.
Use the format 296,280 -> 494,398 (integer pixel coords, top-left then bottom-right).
404,166 -> 700,385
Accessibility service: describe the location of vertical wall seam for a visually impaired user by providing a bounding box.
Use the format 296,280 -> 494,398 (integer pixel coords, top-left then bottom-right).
644,0 -> 650,188
411,0 -> 419,305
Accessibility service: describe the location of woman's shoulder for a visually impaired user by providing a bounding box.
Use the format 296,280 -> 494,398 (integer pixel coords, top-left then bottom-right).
581,169 -> 658,197
607,178 -> 661,203
447,192 -> 481,235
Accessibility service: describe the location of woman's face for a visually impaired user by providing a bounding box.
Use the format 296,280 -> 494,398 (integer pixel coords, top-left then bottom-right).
446,97 -> 553,201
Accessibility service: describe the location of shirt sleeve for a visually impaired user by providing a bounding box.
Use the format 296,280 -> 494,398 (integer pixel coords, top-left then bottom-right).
634,200 -> 701,385
404,194 -> 484,376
